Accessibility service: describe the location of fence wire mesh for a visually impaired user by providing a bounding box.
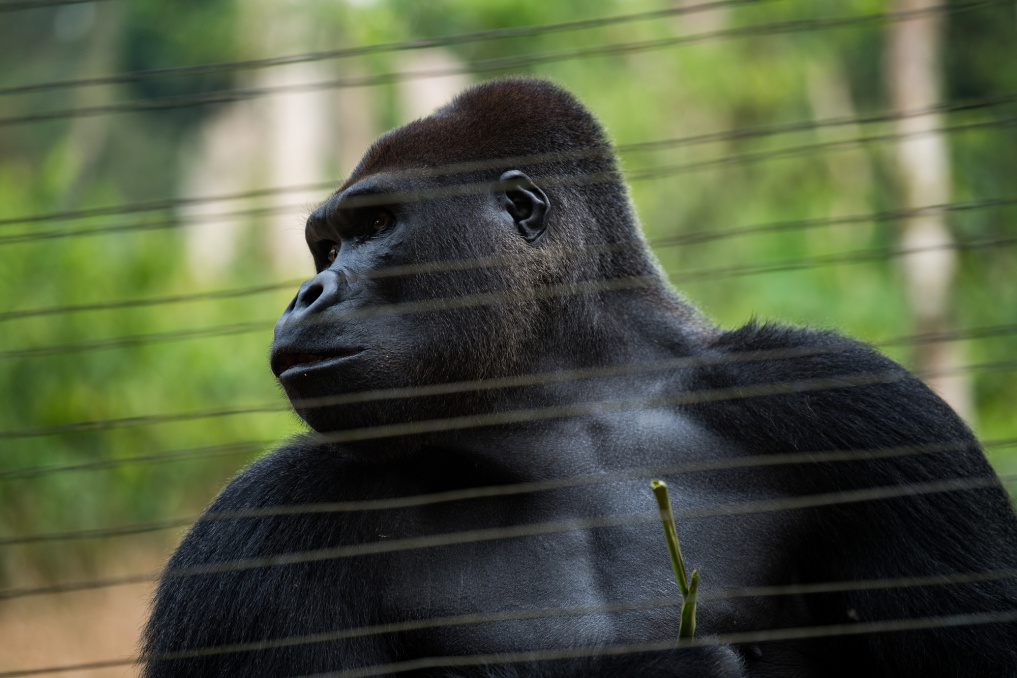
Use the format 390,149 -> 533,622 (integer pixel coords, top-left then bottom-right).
1,0 -> 1016,676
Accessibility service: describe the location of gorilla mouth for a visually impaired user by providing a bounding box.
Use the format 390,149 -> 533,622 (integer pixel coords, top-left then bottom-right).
271,349 -> 363,377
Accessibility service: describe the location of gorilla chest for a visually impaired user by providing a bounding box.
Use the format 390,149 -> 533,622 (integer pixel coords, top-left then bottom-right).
248,423 -> 800,656
295,500 -> 618,654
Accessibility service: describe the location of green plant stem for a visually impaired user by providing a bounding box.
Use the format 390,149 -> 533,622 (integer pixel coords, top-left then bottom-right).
650,479 -> 698,640
679,569 -> 699,639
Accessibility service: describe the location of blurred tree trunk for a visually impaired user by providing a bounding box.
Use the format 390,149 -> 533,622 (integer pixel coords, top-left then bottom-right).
58,2 -> 123,207
887,0 -> 973,422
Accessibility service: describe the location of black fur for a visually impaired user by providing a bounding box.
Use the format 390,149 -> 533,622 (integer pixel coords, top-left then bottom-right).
143,78 -> 1017,677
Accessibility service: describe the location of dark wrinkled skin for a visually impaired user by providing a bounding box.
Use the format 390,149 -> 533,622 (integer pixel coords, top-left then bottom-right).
143,78 -> 1017,678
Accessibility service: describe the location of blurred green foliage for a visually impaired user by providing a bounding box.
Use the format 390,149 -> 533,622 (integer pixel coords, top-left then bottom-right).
0,0 -> 1014,584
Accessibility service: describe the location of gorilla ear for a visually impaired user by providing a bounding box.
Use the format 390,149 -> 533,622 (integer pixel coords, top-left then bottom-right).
495,170 -> 549,244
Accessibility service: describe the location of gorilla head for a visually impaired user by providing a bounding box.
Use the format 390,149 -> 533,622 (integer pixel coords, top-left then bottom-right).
270,78 -> 702,436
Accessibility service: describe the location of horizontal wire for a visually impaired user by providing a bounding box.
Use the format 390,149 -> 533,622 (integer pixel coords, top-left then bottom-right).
0,1 -> 1001,129
5,436 -> 1016,546
0,440 -> 272,481
0,184 -> 326,229
0,321 -> 275,360
0,0 -> 769,97
0,280 -> 301,323
2,91 -> 1013,232
626,115 -> 1017,183
3,227 -> 1016,362
0,202 -> 308,245
4,567 -> 1015,677
4,193 -> 1014,325
0,0 -> 113,13
668,233 -> 1017,283
3,320 -> 1016,442
619,93 -> 1017,151
1,470 -> 1011,601
0,516 -> 196,546
0,571 -> 156,601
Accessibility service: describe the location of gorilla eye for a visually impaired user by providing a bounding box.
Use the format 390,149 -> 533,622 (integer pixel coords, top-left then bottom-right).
370,210 -> 394,232
327,243 -> 339,263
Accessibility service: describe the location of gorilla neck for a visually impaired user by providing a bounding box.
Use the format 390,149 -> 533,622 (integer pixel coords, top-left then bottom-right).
531,286 -> 713,372
474,286 -> 713,431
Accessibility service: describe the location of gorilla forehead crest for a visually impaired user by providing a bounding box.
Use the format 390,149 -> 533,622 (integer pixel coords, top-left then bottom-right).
346,78 -> 616,185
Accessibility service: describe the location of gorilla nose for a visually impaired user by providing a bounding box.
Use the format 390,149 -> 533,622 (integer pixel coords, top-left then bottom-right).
283,269 -> 346,318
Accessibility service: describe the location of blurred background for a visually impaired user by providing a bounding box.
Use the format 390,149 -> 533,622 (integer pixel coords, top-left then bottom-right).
0,0 -> 1015,674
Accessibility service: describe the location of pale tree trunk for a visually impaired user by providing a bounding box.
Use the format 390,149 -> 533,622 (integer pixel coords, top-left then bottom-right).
58,2 -> 122,207
887,0 -> 973,422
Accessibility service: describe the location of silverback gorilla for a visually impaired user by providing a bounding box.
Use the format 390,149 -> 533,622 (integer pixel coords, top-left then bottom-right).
143,78 -> 1017,677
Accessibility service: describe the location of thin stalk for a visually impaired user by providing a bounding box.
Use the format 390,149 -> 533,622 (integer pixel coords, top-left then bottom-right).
651,479 -> 699,640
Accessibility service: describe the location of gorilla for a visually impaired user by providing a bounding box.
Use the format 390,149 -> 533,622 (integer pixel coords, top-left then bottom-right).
142,78 -> 1017,677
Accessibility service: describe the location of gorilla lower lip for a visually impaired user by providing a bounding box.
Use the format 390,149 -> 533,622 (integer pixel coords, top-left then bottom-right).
274,349 -> 363,376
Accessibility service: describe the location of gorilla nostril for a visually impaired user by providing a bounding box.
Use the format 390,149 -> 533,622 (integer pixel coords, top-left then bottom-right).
297,282 -> 324,309
286,271 -> 343,316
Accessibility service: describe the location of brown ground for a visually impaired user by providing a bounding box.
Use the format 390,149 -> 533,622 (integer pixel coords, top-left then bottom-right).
0,549 -> 165,678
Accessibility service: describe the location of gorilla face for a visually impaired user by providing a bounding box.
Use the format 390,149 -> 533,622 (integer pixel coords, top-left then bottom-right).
268,77 -> 646,438
270,170 -> 550,435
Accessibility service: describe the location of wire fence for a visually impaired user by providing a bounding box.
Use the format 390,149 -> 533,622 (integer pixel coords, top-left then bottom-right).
0,0 -> 113,13
0,0 -> 1005,128
2,0 -> 1016,676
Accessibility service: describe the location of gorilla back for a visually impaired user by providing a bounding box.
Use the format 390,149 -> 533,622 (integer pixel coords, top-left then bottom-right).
142,78 -> 1017,677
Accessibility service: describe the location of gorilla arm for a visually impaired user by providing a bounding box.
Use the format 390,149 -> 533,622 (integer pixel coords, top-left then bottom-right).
688,321 -> 1017,677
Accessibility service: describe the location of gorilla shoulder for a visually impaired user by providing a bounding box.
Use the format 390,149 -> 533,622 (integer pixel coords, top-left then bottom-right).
690,321 -> 975,455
